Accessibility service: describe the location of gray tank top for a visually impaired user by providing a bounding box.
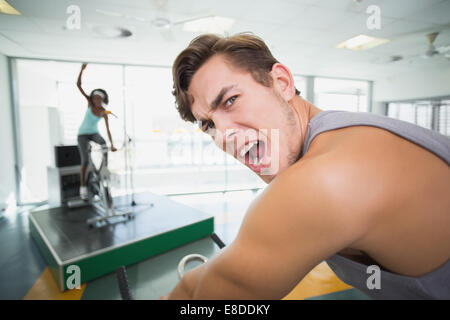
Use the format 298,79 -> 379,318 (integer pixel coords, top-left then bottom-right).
301,110 -> 450,300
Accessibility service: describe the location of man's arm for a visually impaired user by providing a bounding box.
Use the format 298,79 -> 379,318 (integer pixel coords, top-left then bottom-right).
77,63 -> 90,103
166,263 -> 206,299
167,160 -> 372,299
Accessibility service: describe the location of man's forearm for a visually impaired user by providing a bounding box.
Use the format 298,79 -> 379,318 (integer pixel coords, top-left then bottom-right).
167,276 -> 194,299
168,264 -> 205,299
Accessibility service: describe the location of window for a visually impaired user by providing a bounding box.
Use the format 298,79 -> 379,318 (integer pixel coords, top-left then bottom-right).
388,103 -> 418,125
293,75 -> 307,98
314,78 -> 369,112
438,100 -> 450,136
387,98 -> 450,136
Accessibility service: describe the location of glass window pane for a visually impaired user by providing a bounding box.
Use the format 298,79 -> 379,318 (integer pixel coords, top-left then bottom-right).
438,100 -> 450,136
293,75 -> 307,97
314,77 -> 369,112
397,103 -> 416,124
415,103 -> 432,130
388,99 -> 450,135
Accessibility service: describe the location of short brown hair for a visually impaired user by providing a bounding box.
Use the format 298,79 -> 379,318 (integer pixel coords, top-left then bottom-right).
172,33 -> 300,123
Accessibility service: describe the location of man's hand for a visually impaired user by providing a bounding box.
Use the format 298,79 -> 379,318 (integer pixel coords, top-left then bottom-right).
159,293 -> 169,300
111,145 -> 117,152
81,63 -> 87,71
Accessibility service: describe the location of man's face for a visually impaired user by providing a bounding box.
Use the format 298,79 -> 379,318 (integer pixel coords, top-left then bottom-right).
188,55 -> 302,183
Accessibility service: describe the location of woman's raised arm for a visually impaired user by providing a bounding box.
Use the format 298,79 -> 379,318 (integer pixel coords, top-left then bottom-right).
77,63 -> 90,103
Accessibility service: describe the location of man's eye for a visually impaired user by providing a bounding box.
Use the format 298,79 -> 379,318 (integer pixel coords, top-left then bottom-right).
225,95 -> 237,107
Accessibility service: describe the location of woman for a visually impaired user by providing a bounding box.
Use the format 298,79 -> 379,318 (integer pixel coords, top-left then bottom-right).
76,63 -> 117,200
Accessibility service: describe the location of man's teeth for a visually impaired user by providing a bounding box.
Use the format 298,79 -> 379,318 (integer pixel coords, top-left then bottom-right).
239,141 -> 258,158
252,155 -> 264,166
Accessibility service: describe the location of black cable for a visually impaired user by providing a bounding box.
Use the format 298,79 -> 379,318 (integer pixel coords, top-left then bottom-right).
116,266 -> 134,300
210,232 -> 226,249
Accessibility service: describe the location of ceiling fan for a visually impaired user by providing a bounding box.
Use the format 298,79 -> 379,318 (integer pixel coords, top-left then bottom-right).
95,0 -> 214,41
422,32 -> 450,59
376,31 -> 450,64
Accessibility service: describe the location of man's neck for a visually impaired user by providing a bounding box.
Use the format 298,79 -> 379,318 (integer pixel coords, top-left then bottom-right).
290,95 -> 322,152
260,95 -> 321,184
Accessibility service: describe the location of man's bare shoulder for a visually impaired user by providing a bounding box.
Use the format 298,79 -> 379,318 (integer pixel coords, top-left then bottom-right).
242,153 -> 375,247
219,150 -> 376,298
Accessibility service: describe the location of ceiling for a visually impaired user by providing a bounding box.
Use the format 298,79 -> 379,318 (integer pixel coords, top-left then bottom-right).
1,0 -> 450,81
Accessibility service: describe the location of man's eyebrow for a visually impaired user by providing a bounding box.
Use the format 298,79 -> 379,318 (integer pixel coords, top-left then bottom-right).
194,85 -> 237,122
210,85 -> 236,111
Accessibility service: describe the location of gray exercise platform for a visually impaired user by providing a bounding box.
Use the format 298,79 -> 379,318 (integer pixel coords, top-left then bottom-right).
29,191 -> 216,291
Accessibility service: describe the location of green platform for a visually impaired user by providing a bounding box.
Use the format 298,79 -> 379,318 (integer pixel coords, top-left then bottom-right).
29,192 -> 214,291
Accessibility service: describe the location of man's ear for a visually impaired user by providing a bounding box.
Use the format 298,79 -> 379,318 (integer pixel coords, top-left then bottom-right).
270,63 -> 296,101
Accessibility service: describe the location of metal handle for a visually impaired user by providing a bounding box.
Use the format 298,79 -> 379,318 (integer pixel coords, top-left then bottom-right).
177,254 -> 208,279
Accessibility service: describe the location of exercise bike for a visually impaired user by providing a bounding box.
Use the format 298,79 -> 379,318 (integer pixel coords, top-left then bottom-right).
68,142 -> 133,228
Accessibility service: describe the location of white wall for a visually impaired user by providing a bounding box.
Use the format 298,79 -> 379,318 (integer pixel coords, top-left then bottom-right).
19,106 -> 52,202
373,67 -> 450,103
0,53 -> 16,211
15,61 -> 63,202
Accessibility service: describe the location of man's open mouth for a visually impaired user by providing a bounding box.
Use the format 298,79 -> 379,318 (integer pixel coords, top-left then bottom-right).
238,140 -> 269,172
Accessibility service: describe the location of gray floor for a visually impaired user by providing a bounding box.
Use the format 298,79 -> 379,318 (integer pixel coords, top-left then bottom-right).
0,206 -> 47,299
169,190 -> 261,245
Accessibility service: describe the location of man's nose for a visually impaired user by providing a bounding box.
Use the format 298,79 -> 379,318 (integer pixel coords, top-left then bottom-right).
212,120 -> 239,153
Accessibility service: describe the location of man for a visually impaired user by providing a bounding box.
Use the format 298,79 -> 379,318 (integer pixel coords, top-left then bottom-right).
165,33 -> 449,299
